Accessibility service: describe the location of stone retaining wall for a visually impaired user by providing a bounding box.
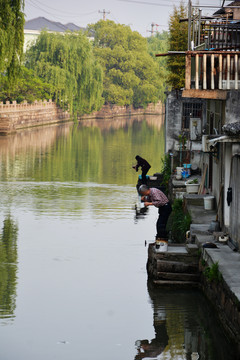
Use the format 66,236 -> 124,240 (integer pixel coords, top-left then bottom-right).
0,100 -> 70,134
80,101 -> 165,119
0,100 -> 165,134
200,264 -> 240,347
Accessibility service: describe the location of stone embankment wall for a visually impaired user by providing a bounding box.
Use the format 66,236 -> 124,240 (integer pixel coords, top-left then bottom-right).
0,100 -> 165,134
0,100 -> 71,134
81,101 -> 165,119
200,266 -> 240,346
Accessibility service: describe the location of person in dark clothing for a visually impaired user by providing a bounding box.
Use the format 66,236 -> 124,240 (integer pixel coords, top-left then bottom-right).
139,185 -> 172,240
133,155 -> 151,185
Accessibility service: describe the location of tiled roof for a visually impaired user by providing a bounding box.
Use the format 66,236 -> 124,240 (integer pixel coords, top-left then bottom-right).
24,17 -> 84,32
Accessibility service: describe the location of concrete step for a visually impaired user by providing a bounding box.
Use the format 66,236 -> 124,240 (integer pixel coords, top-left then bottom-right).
156,272 -> 200,282
153,280 -> 199,287
195,234 -> 215,247
190,224 -> 211,235
184,194 -> 207,206
156,259 -> 199,273
186,243 -> 199,255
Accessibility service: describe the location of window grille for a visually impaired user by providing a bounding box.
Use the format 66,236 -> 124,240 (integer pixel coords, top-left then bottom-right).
182,102 -> 203,129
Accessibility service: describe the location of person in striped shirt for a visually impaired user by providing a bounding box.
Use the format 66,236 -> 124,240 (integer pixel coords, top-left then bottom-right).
138,185 -> 172,240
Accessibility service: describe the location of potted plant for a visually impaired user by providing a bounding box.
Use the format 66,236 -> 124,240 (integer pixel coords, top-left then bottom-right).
185,178 -> 199,194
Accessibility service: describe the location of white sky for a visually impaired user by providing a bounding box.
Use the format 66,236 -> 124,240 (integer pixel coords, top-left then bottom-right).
24,0 -> 228,36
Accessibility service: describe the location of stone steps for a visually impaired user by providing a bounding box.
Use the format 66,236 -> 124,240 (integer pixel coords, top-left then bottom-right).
153,280 -> 199,287
155,272 -> 200,282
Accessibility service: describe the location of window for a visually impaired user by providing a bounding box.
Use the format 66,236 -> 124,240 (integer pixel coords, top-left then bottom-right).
182,102 -> 203,129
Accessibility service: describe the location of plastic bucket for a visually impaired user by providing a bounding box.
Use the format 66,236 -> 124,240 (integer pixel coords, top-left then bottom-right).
204,196 -> 215,210
176,167 -> 183,180
155,239 -> 168,253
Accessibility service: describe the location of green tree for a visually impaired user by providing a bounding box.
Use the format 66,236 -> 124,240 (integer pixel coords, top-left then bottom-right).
90,20 -> 163,108
25,31 -> 104,115
147,31 -> 169,100
0,67 -> 52,103
167,3 -> 188,89
0,0 -> 25,81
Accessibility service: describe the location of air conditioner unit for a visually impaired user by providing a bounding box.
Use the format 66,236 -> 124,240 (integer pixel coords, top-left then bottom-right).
190,118 -> 201,141
202,135 -> 210,152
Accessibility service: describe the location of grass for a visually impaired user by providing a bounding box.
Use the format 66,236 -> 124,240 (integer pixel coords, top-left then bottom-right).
204,262 -> 222,283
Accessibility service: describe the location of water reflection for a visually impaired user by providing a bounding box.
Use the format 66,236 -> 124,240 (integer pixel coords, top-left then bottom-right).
0,115 -> 165,186
135,281 -> 238,360
0,216 -> 18,323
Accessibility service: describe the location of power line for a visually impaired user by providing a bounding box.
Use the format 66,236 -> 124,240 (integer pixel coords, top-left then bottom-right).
117,0 -> 177,8
98,9 -> 110,21
26,0 -> 98,19
32,0 -> 97,16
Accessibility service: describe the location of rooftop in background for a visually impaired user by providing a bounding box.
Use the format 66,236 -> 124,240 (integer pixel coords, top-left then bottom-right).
23,17 -> 93,53
24,17 -> 85,33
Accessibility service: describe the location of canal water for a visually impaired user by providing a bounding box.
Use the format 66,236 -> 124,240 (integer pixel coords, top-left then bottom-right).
0,116 -> 237,360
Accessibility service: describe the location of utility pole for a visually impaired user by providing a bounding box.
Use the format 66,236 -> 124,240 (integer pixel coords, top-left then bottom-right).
98,9 -> 110,21
147,22 -> 159,37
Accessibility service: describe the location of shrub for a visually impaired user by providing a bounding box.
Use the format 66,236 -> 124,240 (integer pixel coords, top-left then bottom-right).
166,198 -> 192,243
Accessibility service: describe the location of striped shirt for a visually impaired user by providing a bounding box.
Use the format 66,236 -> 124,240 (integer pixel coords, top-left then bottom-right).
148,188 -> 169,208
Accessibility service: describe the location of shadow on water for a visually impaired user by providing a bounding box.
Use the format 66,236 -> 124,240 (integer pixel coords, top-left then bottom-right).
135,281 -> 239,360
0,216 -> 18,323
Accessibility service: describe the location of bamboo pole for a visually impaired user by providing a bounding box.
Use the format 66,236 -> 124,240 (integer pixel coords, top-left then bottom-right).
219,54 -> 222,89
235,54 -> 238,90
227,54 -> 230,89
196,54 -> 199,89
211,54 -> 215,90
185,54 -> 192,90
203,54 -> 207,89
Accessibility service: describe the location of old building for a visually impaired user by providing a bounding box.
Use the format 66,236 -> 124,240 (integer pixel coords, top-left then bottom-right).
163,1 -> 240,249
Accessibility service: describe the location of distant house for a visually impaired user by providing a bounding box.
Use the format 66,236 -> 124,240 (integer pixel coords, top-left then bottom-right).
24,17 -> 88,52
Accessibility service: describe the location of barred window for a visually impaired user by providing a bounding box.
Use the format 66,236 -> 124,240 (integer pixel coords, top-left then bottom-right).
182,103 -> 203,129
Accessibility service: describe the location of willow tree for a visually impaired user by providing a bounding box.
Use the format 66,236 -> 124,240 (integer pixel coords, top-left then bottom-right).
167,3 -> 188,89
0,0 -> 25,80
26,31 -> 104,115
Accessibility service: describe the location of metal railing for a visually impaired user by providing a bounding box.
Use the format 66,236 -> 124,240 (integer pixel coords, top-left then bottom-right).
185,51 -> 240,90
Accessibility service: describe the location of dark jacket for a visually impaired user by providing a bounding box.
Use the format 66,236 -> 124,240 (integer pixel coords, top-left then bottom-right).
136,156 -> 151,172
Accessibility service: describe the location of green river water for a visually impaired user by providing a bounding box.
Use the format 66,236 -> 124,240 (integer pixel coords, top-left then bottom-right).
0,115 -> 237,360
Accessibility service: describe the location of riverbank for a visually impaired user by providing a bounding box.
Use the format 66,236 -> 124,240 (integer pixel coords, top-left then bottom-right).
147,176 -> 240,348
0,100 -> 165,135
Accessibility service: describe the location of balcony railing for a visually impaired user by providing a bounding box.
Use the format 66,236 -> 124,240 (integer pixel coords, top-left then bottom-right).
203,22 -> 240,51
185,51 -> 240,91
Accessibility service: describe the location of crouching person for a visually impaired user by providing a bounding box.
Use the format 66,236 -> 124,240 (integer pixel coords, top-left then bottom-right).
138,185 -> 172,240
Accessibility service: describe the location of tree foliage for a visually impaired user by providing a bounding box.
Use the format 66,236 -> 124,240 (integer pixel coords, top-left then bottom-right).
25,31 -> 104,115
147,31 -> 169,100
0,67 -> 52,103
0,0 -> 25,81
90,20 -> 163,108
167,3 -> 188,89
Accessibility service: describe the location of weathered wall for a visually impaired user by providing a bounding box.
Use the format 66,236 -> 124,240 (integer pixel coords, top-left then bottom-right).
0,100 -> 70,134
225,91 -> 240,125
165,91 -> 183,152
229,153 -> 240,248
165,90 -> 207,153
200,262 -> 240,347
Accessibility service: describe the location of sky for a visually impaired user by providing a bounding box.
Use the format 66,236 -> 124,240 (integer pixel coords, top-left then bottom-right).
24,0 -> 226,36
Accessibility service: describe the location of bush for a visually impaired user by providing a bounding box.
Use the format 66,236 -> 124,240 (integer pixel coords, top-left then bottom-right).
161,153 -> 171,195
166,198 -> 192,243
